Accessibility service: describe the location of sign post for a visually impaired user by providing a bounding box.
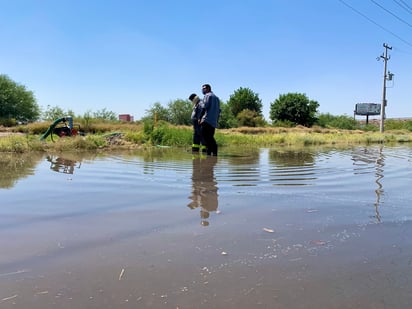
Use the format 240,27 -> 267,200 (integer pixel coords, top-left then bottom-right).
354,103 -> 381,124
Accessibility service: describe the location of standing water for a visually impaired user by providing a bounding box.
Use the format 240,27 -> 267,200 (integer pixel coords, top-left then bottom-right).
1,145 -> 412,308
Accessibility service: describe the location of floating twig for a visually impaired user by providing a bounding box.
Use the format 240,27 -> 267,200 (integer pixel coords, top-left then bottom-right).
0,269 -> 28,277
2,294 -> 18,302
119,268 -> 125,280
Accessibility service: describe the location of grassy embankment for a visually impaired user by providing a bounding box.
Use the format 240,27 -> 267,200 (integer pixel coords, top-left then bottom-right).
1,120 -> 412,153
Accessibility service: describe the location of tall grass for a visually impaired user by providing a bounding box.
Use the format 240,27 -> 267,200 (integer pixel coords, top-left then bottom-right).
0,135 -> 30,153
13,121 -> 144,135
1,121 -> 412,153
0,135 -> 45,153
385,119 -> 412,131
217,127 -> 412,146
149,124 -> 192,146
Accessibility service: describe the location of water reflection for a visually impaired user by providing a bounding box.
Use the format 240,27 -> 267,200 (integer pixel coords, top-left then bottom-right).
269,149 -> 315,166
188,155 -> 219,226
0,153 -> 43,189
351,146 -> 385,223
374,148 -> 384,223
269,149 -> 316,186
0,152 -> 100,189
46,155 -> 81,174
1,146 -> 411,227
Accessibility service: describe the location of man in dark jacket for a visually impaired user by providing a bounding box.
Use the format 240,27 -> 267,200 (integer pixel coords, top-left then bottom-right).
200,84 -> 220,156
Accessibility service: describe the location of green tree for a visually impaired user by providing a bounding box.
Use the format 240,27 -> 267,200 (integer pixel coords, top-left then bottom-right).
270,93 -> 319,127
143,102 -> 170,123
227,87 -> 263,117
218,101 -> 238,129
43,105 -> 76,121
237,109 -> 266,127
167,99 -> 192,125
82,110 -> 93,130
43,105 -> 65,121
93,108 -> 117,121
0,74 -> 40,124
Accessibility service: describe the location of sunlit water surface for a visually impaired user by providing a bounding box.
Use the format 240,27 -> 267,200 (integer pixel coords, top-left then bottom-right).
1,145 -> 411,308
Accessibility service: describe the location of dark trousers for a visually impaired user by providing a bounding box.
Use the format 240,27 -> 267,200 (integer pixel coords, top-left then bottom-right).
201,122 -> 217,156
192,120 -> 206,152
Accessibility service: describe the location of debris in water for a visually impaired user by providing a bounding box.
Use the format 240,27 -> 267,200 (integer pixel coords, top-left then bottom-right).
244,287 -> 255,295
0,269 -> 28,277
263,228 -> 274,233
289,257 -> 303,262
221,251 -> 228,256
310,240 -> 327,246
2,294 -> 18,302
119,268 -> 125,280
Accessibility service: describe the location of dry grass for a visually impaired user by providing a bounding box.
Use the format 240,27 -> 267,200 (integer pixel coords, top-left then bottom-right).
216,126 -> 412,147
1,124 -> 412,153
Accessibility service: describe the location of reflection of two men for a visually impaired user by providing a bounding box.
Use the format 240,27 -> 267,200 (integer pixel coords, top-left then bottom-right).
187,156 -> 218,226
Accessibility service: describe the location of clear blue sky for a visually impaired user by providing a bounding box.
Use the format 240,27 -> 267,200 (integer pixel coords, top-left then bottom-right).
1,0 -> 411,121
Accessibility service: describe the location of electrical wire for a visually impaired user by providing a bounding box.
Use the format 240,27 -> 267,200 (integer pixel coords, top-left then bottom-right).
399,0 -> 412,11
392,0 -> 412,15
370,0 -> 412,28
338,0 -> 412,47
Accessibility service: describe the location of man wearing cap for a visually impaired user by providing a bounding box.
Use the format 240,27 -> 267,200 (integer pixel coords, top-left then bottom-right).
188,93 -> 206,153
200,84 -> 220,156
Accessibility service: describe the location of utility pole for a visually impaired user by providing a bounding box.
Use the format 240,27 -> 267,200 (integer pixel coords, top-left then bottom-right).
379,43 -> 392,133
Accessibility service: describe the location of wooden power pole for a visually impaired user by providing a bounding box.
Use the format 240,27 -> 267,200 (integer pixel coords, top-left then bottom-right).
379,43 -> 392,133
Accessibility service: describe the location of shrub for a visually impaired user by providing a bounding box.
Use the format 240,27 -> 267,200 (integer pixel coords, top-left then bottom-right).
384,119 -> 412,131
405,121 -> 412,131
316,113 -> 358,130
362,124 -> 379,132
272,119 -> 295,128
236,109 -> 266,127
0,118 -> 17,127
125,131 -> 147,144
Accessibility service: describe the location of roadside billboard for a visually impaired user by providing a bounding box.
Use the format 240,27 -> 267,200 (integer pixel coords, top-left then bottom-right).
355,103 -> 381,116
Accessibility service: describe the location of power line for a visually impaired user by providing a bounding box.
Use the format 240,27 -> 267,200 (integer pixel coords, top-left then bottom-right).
392,0 -> 412,15
370,0 -> 412,28
399,0 -> 412,11
338,0 -> 412,47
393,45 -> 412,54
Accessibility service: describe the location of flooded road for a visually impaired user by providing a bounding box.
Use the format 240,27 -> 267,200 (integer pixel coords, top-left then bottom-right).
1,145 -> 412,308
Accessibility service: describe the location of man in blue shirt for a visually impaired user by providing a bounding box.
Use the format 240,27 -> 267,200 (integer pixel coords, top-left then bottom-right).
200,84 -> 220,156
